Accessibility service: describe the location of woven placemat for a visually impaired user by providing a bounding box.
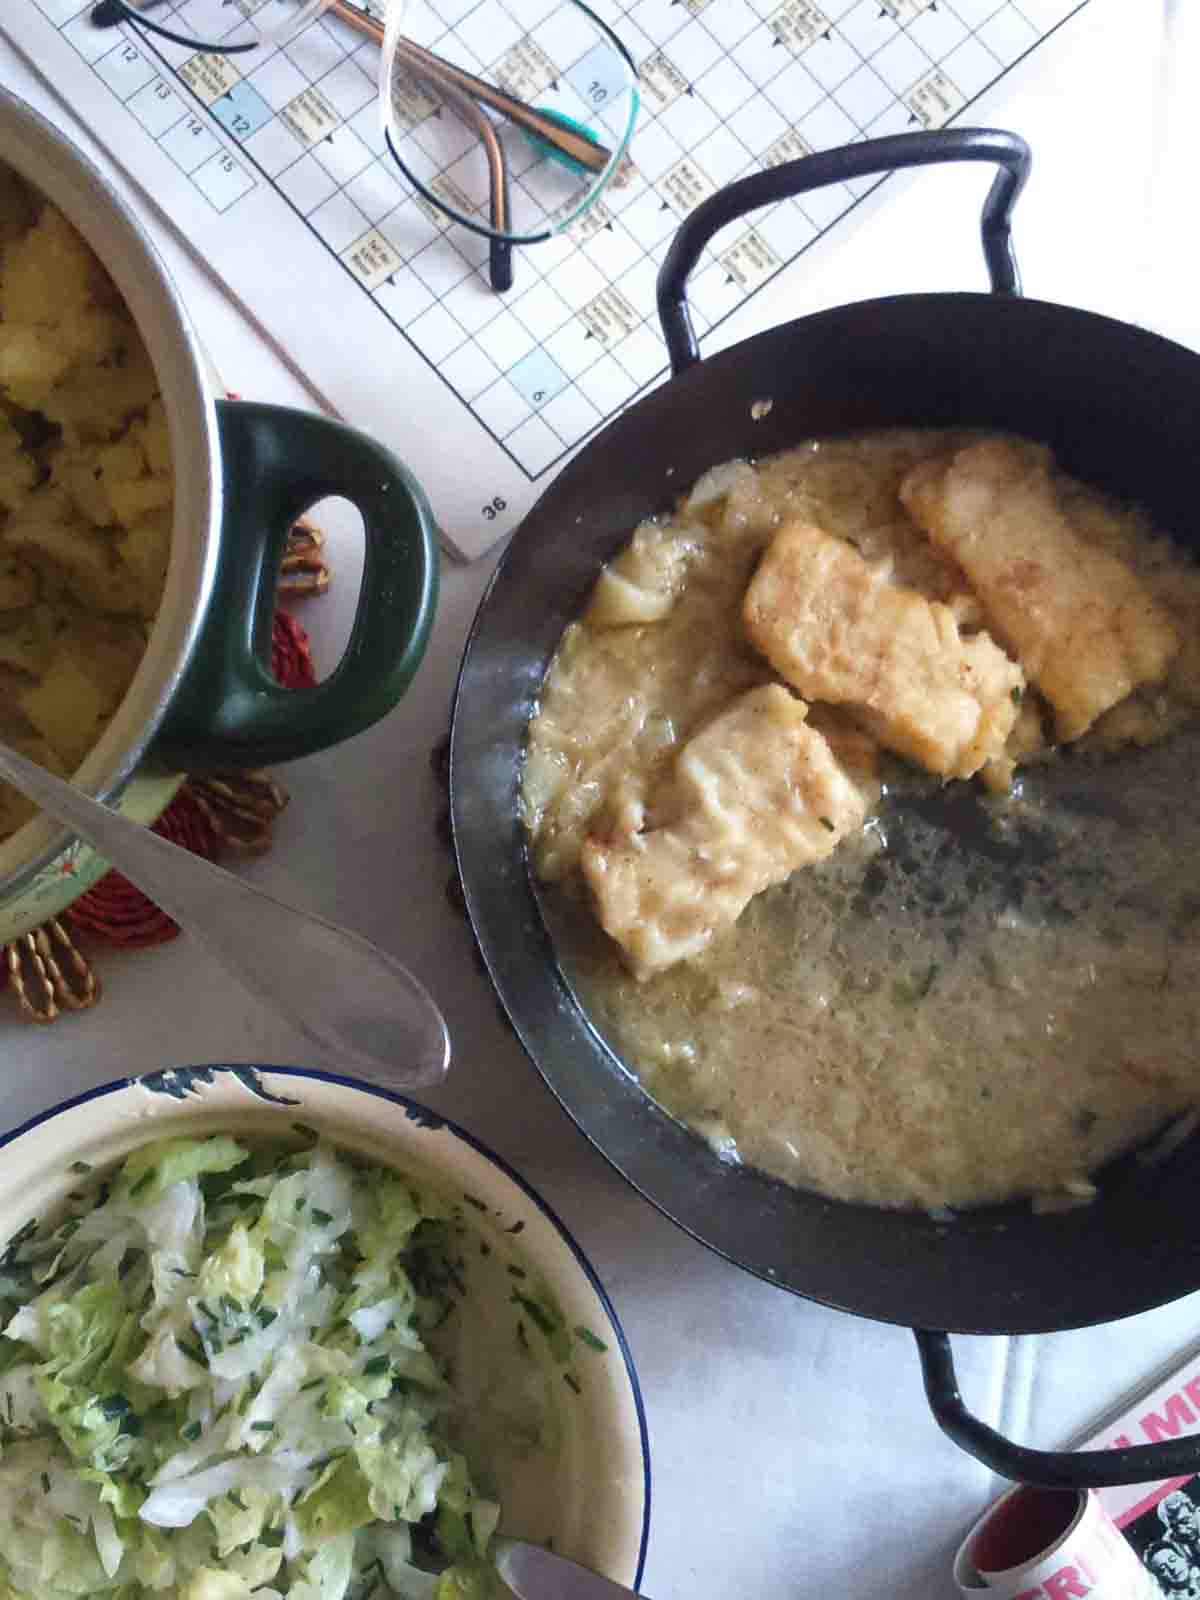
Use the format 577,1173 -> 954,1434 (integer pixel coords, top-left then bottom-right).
5,520 -> 330,1024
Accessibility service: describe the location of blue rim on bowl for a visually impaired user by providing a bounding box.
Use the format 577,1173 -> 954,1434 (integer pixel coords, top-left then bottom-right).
0,1063 -> 651,1591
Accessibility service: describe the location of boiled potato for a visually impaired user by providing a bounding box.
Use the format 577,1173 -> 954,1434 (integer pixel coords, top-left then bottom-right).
118,508 -> 171,619
0,413 -> 38,515
0,164 -> 173,833
0,717 -> 66,835
0,609 -> 54,678
0,555 -> 40,612
19,613 -> 146,770
8,503 -> 144,616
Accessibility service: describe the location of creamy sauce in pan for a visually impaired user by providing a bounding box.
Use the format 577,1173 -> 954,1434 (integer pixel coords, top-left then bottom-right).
521,430 -> 1200,1211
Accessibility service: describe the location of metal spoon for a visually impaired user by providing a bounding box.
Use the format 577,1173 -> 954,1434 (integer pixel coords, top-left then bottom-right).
0,742 -> 449,1089
493,1537 -> 647,1599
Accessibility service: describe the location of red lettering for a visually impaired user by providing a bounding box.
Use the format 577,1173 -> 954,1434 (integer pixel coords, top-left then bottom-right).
1013,1590 -> 1043,1600
1185,1376 -> 1200,1411
1141,1392 -> 1195,1442
1044,1567 -> 1091,1600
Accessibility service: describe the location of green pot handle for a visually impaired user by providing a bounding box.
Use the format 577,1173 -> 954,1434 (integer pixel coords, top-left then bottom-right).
156,400 -> 438,770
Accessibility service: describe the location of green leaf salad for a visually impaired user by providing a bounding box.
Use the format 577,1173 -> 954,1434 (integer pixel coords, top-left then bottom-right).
0,1132 -> 508,1600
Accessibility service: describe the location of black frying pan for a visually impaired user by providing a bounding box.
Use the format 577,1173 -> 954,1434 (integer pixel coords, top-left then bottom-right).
450,129 -> 1200,1487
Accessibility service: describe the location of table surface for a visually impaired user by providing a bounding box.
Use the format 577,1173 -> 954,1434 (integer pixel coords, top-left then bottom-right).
2,3 -> 1199,1594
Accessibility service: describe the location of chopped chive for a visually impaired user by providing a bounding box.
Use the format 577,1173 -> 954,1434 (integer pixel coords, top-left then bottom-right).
1011,685 -> 1024,704
227,1490 -> 247,1510
505,1220 -> 525,1235
292,1123 -> 319,1140
563,1372 -> 582,1395
260,1529 -> 284,1548
41,1473 -> 50,1494
250,1421 -> 274,1433
510,1292 -> 555,1337
257,1308 -> 277,1329
461,1193 -> 488,1211
129,1170 -> 155,1198
310,1208 -> 333,1226
180,1421 -> 202,1442
574,1325 -> 609,1353
507,1265 -> 526,1279
294,1198 -> 306,1213
299,1378 -> 323,1393
819,815 -> 835,832
362,1355 -> 390,1378
69,1160 -> 92,1175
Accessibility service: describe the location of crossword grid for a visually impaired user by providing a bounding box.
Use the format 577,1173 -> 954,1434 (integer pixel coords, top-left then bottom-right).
36,0 -> 1087,481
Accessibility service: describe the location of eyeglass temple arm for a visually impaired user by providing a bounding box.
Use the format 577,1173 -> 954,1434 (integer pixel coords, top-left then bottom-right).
326,0 -> 611,176
425,76 -> 515,292
334,4 -> 515,289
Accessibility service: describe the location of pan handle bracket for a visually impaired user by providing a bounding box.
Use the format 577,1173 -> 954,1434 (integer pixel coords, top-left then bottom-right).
656,128 -> 1031,375
916,1328 -> 1200,1487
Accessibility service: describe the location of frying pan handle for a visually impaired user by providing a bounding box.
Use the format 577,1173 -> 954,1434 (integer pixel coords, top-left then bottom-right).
657,128 -> 1031,375
916,1330 -> 1200,1487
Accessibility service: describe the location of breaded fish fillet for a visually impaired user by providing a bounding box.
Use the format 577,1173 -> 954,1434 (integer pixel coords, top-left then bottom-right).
580,684 -> 868,977
900,440 -> 1179,740
742,520 -> 1024,779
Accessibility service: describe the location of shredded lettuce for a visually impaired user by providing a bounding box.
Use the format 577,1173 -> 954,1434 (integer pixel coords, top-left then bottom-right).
0,1135 -> 505,1599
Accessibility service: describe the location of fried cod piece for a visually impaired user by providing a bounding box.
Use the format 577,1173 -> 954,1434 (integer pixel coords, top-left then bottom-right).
742,519 -> 1024,779
900,440 -> 1180,741
580,684 -> 868,977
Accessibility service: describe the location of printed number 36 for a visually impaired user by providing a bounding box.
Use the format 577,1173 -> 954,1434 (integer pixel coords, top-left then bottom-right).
481,496 -> 507,520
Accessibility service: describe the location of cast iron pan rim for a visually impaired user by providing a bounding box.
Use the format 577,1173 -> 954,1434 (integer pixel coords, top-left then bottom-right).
450,287 -> 1200,1337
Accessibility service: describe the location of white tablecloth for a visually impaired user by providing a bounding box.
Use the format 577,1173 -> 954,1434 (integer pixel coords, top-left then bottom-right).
1,3 -> 1198,1593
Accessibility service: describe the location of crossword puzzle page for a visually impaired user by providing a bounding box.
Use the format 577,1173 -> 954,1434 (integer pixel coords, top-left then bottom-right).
4,0 -> 1085,558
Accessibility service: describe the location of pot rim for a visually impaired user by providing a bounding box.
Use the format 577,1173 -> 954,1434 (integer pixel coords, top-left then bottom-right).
0,88 -> 221,899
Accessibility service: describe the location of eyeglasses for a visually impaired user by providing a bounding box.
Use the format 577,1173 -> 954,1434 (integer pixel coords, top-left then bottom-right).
91,0 -> 638,294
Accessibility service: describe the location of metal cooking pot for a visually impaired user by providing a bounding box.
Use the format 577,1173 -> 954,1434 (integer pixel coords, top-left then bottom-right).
452,128 -> 1200,1488
0,89 -> 437,940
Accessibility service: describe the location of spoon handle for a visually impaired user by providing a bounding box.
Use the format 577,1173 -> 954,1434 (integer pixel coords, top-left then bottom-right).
0,747 -> 449,1089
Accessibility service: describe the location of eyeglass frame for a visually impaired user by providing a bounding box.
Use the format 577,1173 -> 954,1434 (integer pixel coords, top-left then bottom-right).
91,0 -> 638,292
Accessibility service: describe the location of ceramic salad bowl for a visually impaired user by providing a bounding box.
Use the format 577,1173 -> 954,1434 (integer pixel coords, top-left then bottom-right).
0,1063 -> 651,1589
